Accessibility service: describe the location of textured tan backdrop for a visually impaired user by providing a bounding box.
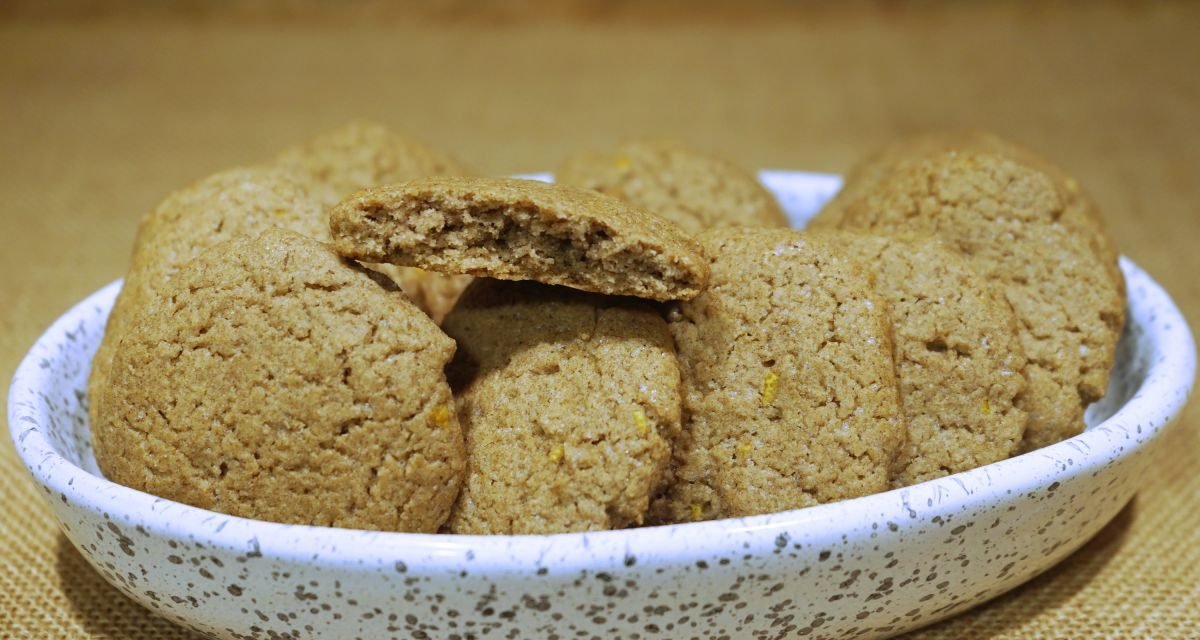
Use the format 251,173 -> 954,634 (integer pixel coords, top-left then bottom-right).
2,2 -> 1198,638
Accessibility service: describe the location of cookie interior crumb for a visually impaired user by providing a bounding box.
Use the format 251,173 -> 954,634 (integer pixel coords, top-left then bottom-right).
331,177 -> 709,301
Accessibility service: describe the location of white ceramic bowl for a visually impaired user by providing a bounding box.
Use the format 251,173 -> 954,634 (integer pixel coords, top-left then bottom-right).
9,171 -> 1195,640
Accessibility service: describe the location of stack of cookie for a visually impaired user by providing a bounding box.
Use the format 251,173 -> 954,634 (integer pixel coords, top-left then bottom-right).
89,126 -> 1124,535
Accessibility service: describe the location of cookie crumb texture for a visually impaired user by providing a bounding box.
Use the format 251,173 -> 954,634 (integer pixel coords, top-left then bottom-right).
819,231 -> 1028,486
88,165 -> 327,434
556,138 -> 789,235
442,280 -> 681,534
275,120 -> 477,322
330,177 -> 710,301
819,136 -> 1124,450
94,228 -> 465,533
653,228 -> 905,523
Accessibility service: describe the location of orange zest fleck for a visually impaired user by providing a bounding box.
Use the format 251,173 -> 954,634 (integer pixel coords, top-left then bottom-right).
633,408 -> 650,436
430,405 -> 453,428
761,370 -> 780,405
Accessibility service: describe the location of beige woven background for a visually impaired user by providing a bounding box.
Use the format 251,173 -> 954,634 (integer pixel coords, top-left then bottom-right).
2,2 -> 1198,637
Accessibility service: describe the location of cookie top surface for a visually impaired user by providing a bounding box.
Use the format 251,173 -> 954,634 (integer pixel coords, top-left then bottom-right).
274,120 -> 476,320
816,231 -> 1029,486
93,228 -> 465,533
556,138 -> 789,235
88,165 -> 328,428
653,228 -> 905,522
330,176 -> 710,301
813,130 -> 1122,285
825,146 -> 1125,450
441,279 -> 681,534
275,120 -> 472,209
130,165 -> 330,281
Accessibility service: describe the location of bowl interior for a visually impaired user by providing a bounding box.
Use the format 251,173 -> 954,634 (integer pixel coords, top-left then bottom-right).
34,280 -> 116,474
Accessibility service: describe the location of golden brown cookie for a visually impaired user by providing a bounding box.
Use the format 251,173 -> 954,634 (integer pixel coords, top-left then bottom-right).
820,137 -> 1125,451
93,228 -> 465,533
812,130 -> 1122,288
330,177 -> 710,301
556,139 -> 789,235
88,165 -> 328,432
274,120 -> 472,209
274,120 -> 477,322
810,131 -> 993,231
650,228 -> 905,523
442,279 -> 681,534
817,231 -> 1029,486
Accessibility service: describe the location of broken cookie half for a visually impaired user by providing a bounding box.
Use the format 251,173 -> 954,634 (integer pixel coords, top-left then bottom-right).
329,176 -> 709,301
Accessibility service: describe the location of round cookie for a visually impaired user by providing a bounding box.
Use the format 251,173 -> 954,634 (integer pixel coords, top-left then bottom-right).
330,177 -> 710,302
275,120 -> 477,323
274,119 -> 473,209
556,138 -> 789,235
93,228 -> 465,533
817,231 -> 1029,487
651,228 -> 906,523
810,131 -> 1000,230
88,165 -> 327,431
812,130 -> 1122,289
441,279 -> 681,534
821,144 -> 1125,451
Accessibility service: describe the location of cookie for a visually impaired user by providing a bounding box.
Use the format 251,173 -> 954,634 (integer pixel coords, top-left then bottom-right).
812,130 -> 1122,288
330,177 -> 710,301
819,137 -> 1125,450
441,279 -> 681,534
93,228 -> 465,533
810,131 -> 995,231
274,120 -> 473,209
275,120 -> 477,322
651,228 -> 905,523
556,139 -> 789,235
817,231 -> 1028,486
88,165 -> 328,432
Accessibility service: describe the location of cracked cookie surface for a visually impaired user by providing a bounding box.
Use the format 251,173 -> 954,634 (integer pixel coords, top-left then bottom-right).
818,231 -> 1028,486
94,228 -> 465,533
812,130 -> 1122,287
651,228 -> 905,523
556,138 -> 789,235
275,120 -> 477,323
275,119 -> 472,210
88,165 -> 328,433
815,135 -> 1124,450
330,177 -> 710,302
442,279 -> 681,534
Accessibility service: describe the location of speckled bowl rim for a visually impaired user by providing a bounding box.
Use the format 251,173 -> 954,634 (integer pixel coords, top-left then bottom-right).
9,171 -> 1196,576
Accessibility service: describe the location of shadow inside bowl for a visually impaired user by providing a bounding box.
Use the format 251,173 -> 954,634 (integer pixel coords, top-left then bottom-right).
1084,311 -> 1148,428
